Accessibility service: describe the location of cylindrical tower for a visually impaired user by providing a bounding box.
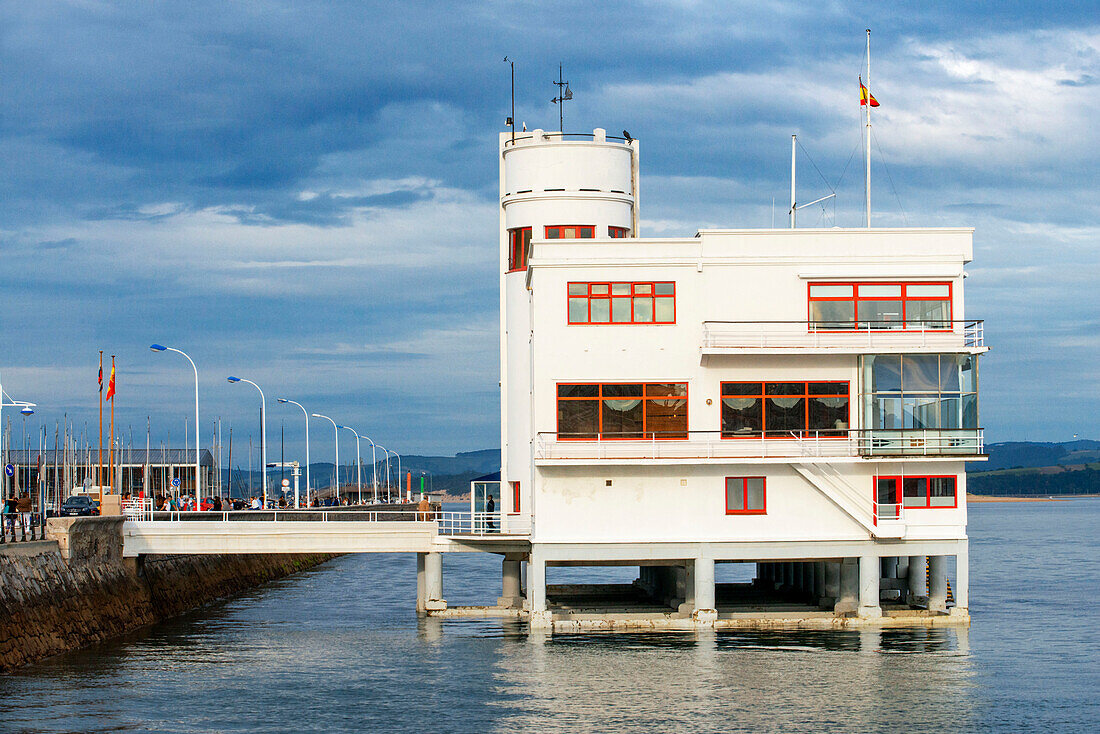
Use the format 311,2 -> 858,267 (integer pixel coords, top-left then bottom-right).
498,128 -> 638,517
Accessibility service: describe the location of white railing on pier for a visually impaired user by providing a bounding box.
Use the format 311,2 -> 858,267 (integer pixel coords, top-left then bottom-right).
437,511 -> 531,537
535,429 -> 984,461
122,498 -> 154,521
701,320 -> 985,351
124,507 -> 533,538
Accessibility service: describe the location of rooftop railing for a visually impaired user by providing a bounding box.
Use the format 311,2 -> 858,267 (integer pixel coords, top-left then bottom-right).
535,428 -> 984,461
503,131 -> 632,146
702,320 -> 984,350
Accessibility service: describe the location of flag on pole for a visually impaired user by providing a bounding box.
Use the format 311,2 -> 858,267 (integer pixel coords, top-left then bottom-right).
105,363 -> 116,401
859,78 -> 880,107
98,364 -> 103,392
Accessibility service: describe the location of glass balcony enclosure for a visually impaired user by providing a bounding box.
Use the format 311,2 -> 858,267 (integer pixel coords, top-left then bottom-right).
860,354 -> 978,453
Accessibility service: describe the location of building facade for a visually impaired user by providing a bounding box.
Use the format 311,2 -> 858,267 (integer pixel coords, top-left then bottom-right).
499,129 -> 984,627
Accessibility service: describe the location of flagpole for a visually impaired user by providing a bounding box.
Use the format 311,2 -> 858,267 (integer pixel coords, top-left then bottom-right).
98,351 -> 103,491
109,355 -> 115,494
865,28 -> 872,228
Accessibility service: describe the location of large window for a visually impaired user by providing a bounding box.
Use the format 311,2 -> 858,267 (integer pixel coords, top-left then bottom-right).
862,354 -> 978,430
508,227 -> 532,271
726,477 -> 766,514
546,225 -> 595,239
808,282 -> 952,330
557,383 -> 687,439
877,475 -> 957,511
721,381 -> 849,438
567,282 -> 675,324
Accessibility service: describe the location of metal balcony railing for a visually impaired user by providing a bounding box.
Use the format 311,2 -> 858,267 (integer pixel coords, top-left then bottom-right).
535,428 -> 984,461
701,320 -> 984,350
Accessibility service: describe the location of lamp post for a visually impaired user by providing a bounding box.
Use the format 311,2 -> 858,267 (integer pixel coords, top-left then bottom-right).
389,449 -> 402,501
150,345 -> 201,506
377,444 -> 390,501
339,426 -> 362,505
358,434 -> 379,504
0,370 -> 36,502
277,398 -> 310,508
228,377 -> 267,508
312,413 -> 338,503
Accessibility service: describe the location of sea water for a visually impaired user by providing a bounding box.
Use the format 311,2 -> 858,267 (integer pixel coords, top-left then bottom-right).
1,499 -> 1097,733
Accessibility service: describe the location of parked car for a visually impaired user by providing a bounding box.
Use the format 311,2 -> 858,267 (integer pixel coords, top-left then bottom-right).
60,496 -> 96,517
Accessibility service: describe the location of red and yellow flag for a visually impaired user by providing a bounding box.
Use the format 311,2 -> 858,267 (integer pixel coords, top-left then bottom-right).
860,79 -> 880,107
105,363 -> 116,401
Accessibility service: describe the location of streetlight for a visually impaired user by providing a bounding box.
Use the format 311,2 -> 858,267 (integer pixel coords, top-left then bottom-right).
377,444 -> 390,501
277,398 -> 310,508
228,377 -> 267,508
358,433 -> 379,504
339,426 -> 363,505
312,413 -> 338,503
389,448 -> 402,500
150,344 -> 201,506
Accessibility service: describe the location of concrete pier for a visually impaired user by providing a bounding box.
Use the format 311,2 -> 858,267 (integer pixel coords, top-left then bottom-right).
498,554 -> 524,608
928,555 -> 948,613
858,555 -> 882,618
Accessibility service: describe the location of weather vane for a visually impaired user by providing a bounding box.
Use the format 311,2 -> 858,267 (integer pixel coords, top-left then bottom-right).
551,64 -> 572,133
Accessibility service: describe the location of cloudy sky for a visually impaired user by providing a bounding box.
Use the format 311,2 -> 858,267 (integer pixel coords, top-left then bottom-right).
1,1 -> 1097,462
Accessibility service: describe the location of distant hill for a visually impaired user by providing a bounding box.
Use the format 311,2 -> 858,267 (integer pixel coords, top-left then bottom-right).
968,440 -> 1100,472
967,439 -> 1100,497
968,464 -> 1100,497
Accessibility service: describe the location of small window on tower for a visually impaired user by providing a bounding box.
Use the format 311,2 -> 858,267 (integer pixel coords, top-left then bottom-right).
609,226 -> 630,238
508,227 -> 532,271
546,225 -> 595,239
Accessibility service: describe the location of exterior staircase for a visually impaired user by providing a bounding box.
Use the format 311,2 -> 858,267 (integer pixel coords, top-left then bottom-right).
792,463 -> 905,539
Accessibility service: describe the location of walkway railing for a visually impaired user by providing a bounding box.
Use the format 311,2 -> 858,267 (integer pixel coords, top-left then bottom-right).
535,428 -> 984,461
702,320 -> 985,350
122,506 -> 533,538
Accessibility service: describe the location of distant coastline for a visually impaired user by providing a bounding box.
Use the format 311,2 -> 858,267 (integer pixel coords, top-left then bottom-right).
966,493 -> 1097,503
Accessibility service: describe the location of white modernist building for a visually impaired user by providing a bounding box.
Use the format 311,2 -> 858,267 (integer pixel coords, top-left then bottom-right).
499,128 -> 985,628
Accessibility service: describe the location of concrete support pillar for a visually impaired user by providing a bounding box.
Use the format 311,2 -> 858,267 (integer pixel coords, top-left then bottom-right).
881,556 -> 901,601
858,554 -> 882,618
693,556 -> 717,623
416,553 -> 427,614
953,543 -> 969,616
836,558 -> 859,614
823,561 -> 841,607
813,561 -> 826,605
896,555 -> 910,581
498,554 -> 524,608
424,552 -> 446,611
527,551 -> 550,629
928,555 -> 949,613
907,555 -> 927,606
793,562 -> 804,597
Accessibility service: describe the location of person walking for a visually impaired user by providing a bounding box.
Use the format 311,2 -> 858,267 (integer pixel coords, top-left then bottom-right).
3,494 -> 16,539
486,494 -> 496,531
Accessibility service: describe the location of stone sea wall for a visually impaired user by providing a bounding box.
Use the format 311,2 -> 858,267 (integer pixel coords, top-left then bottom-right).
0,517 -> 335,673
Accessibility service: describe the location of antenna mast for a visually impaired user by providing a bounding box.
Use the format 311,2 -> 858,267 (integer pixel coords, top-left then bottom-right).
790,134 -> 796,228
504,57 -> 515,142
865,29 -> 872,228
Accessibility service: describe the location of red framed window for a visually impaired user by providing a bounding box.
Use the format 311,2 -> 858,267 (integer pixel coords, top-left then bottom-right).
726,477 -> 766,515
721,381 -> 849,438
608,226 -> 630,238
510,481 -> 520,514
545,225 -> 595,239
557,382 -> 688,439
874,475 -> 957,517
508,227 -> 532,272
567,282 -> 675,324
808,282 -> 952,330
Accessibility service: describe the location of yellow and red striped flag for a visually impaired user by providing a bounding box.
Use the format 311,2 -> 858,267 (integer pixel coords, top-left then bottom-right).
860,78 -> 880,107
